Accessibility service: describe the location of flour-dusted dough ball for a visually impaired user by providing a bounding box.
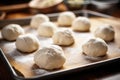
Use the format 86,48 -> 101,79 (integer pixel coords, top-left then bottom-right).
34,45 -> 66,70
52,29 -> 74,46
16,34 -> 40,53
37,22 -> 57,37
30,14 -> 49,28
1,24 -> 24,41
58,11 -> 76,26
82,38 -> 108,57
72,17 -> 90,31
94,24 -> 114,41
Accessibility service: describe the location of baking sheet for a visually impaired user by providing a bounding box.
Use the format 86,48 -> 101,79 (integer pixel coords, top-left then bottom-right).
0,10 -> 120,80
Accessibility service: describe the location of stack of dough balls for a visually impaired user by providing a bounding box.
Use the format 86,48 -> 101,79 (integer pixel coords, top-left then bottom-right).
37,22 -> 57,37
93,24 -> 114,41
72,17 -> 90,31
58,11 -> 76,26
1,24 -> 24,41
16,34 -> 40,53
34,45 -> 66,70
82,38 -> 108,57
52,29 -> 74,46
30,14 -> 49,28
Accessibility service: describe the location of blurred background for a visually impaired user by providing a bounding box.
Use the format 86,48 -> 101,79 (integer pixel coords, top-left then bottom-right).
0,0 -> 120,20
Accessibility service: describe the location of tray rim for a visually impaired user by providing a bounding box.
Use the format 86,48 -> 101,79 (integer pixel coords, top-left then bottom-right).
0,10 -> 119,80
0,10 -> 114,28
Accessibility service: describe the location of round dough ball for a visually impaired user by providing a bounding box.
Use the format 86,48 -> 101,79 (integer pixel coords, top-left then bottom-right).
94,24 -> 114,41
34,45 -> 66,70
72,17 -> 90,31
37,22 -> 57,37
16,34 -> 40,53
1,24 -> 24,41
82,38 -> 108,57
58,11 -> 76,26
30,14 -> 49,28
52,29 -> 74,46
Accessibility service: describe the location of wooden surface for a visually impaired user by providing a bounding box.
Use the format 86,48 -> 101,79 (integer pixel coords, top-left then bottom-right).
0,3 -> 120,80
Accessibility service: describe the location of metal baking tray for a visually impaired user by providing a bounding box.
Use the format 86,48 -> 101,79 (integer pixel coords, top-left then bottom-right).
0,10 -> 120,80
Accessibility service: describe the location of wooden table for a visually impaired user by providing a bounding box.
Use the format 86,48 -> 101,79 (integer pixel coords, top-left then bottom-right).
0,3 -> 120,80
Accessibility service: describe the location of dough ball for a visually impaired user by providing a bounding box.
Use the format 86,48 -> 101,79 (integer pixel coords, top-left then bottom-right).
52,29 -> 74,46
1,24 -> 24,41
58,11 -> 76,26
30,14 -> 49,28
16,34 -> 40,53
34,45 -> 66,70
82,38 -> 108,57
37,22 -> 57,37
94,24 -> 114,41
72,17 -> 90,31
